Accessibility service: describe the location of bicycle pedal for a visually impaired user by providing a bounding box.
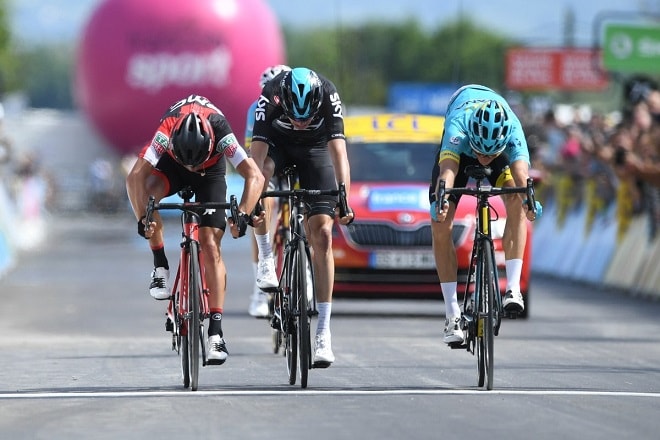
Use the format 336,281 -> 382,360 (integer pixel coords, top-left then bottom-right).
261,286 -> 279,293
505,311 -> 519,320
165,317 -> 174,332
448,342 -> 468,350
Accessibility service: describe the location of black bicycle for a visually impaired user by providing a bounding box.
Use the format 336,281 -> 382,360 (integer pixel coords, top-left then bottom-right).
145,187 -> 239,391
436,165 -> 537,390
260,166 -> 349,388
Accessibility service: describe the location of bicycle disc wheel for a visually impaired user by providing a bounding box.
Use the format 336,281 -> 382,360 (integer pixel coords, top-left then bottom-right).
188,243 -> 201,391
176,289 -> 190,389
295,240 -> 310,388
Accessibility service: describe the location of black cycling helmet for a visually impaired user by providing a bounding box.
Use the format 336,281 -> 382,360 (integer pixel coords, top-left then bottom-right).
170,111 -> 214,168
279,67 -> 323,121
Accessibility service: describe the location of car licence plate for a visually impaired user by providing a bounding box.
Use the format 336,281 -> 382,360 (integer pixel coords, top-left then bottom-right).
370,250 -> 436,269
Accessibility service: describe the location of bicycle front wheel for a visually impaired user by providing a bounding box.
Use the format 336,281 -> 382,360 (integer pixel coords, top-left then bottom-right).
476,241 -> 495,390
187,242 -> 201,391
295,239 -> 310,389
283,249 -> 298,385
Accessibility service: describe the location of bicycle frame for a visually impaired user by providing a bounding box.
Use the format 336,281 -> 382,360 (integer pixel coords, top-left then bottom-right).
436,164 -> 537,390
261,166 -> 349,388
145,189 -> 239,391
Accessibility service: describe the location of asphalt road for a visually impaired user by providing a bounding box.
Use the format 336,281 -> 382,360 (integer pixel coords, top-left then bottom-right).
1,212 -> 659,440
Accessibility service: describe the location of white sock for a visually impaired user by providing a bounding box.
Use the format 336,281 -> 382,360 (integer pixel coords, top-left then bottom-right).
316,302 -> 332,335
255,232 -> 272,259
505,259 -> 523,293
441,282 -> 460,317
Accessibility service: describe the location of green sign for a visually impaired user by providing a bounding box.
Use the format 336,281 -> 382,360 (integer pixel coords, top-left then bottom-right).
603,23 -> 660,73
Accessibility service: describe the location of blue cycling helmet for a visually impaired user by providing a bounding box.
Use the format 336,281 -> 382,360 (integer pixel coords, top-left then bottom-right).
280,67 -> 323,121
468,100 -> 512,156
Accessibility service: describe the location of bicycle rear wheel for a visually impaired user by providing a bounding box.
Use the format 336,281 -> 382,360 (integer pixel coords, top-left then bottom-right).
187,242 -> 201,391
295,239 -> 310,389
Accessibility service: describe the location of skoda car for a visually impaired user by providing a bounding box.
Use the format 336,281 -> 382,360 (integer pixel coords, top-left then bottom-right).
332,113 -> 532,314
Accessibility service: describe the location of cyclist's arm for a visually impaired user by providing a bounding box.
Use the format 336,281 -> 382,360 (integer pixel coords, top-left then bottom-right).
126,156 -> 156,221
328,137 -> 350,194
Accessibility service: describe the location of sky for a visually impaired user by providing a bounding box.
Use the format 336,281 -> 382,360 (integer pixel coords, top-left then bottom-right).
9,0 -> 655,47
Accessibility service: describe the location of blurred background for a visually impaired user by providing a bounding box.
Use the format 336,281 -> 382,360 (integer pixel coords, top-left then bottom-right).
0,0 -> 658,293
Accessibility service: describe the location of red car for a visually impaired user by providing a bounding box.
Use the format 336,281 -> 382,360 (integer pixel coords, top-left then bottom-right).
332,114 -> 533,315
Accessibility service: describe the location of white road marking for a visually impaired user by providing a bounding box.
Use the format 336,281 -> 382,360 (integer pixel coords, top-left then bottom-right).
1,389 -> 659,399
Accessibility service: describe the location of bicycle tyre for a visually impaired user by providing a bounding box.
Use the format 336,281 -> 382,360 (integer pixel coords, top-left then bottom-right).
188,242 -> 201,391
484,244 -> 496,390
295,239 -> 310,389
476,242 -> 487,388
176,289 -> 191,389
283,249 -> 298,385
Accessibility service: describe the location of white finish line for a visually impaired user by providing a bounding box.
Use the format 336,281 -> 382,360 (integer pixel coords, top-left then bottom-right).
1,389 -> 660,399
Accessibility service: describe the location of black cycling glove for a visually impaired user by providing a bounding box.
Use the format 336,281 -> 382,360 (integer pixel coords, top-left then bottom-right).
137,216 -> 147,239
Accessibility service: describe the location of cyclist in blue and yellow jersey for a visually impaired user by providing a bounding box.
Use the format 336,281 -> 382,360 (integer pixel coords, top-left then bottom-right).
429,84 -> 541,345
249,67 -> 354,368
126,94 -> 264,364
244,64 -> 291,318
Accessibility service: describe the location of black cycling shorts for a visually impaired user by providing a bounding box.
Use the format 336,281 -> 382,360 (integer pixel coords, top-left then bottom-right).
267,139 -> 338,218
154,154 -> 228,230
429,153 -> 512,205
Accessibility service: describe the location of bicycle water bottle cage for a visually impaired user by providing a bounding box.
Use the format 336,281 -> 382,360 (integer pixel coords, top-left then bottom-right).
464,165 -> 492,181
178,187 -> 195,201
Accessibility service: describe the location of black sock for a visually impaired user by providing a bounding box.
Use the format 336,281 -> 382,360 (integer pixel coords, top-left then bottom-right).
208,313 -> 223,337
152,247 -> 168,270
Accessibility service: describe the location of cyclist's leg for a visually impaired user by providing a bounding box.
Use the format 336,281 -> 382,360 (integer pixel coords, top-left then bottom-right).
296,145 -> 337,366
133,156 -> 180,299
194,165 -> 229,363
429,154 -> 470,343
492,157 -> 528,312
254,147 -> 282,290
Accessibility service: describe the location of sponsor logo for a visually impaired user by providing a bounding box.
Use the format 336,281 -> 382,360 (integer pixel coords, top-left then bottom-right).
152,131 -> 169,154
329,92 -> 343,118
217,134 -> 239,157
449,136 -> 461,145
255,96 -> 268,121
126,48 -> 232,93
203,209 -> 217,216
169,95 -> 222,114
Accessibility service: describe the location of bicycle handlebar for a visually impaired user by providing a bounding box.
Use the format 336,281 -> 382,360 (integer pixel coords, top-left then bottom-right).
145,195 -> 240,226
435,166 -> 537,218
261,182 -> 351,218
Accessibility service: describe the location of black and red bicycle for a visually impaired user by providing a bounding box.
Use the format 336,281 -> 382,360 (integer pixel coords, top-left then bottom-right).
145,187 -> 239,391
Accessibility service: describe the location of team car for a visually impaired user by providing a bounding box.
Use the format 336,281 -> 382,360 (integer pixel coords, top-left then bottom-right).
332,113 -> 532,315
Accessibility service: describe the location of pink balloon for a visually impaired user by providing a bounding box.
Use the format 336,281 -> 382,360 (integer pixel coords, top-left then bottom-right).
74,0 -> 285,155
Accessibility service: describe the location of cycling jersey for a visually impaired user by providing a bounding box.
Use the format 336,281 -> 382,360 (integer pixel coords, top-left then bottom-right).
250,72 -> 346,218
438,85 -> 529,165
139,94 -> 248,173
251,72 -> 345,148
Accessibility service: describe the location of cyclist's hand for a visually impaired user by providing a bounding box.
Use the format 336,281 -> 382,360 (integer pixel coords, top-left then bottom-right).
137,216 -> 157,239
430,199 -> 449,222
522,199 -> 543,221
339,206 -> 354,225
228,212 -> 249,238
247,210 -> 266,228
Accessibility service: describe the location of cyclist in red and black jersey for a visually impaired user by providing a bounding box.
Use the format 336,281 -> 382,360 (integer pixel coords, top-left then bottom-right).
249,67 -> 354,368
126,94 -> 264,365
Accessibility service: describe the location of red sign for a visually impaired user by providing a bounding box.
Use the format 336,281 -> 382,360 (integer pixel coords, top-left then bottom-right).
505,48 -> 609,91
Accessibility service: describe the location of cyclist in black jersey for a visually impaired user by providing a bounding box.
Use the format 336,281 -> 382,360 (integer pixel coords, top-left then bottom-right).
249,67 -> 354,367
